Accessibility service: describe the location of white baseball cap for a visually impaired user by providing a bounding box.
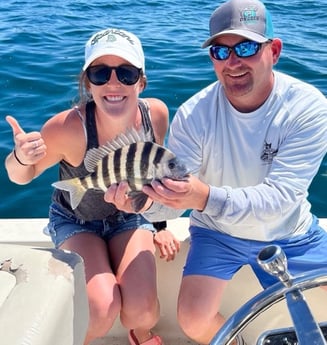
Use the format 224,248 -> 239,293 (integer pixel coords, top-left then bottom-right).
83,28 -> 145,72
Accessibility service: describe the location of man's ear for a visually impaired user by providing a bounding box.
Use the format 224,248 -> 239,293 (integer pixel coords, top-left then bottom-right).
271,38 -> 282,65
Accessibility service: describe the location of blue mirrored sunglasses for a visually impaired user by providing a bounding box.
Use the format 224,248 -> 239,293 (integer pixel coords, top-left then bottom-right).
86,64 -> 142,86
210,40 -> 266,61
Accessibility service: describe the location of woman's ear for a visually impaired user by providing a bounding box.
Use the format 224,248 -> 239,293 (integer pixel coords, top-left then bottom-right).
84,74 -> 91,90
140,74 -> 147,92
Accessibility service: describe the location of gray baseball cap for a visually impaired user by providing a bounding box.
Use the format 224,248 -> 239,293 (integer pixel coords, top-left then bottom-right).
202,0 -> 274,48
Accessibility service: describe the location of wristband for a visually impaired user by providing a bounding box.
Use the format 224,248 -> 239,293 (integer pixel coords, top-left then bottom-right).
13,149 -> 29,166
153,221 -> 167,232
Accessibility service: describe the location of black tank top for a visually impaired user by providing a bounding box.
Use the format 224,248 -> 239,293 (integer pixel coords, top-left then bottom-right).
51,99 -> 155,221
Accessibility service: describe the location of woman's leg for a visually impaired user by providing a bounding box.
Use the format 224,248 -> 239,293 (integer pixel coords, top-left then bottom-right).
109,229 -> 160,344
60,232 -> 121,345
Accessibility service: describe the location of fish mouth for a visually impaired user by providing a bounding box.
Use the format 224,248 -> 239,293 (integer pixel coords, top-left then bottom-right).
167,170 -> 190,181
155,173 -> 190,183
172,174 -> 190,181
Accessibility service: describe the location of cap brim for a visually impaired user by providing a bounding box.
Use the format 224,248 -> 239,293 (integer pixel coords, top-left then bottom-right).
83,47 -> 143,71
202,30 -> 269,48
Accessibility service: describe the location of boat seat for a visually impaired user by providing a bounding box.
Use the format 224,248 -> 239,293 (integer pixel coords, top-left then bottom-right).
0,244 -> 89,345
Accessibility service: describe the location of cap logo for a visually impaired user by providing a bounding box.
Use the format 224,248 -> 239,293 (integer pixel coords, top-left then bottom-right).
107,34 -> 117,43
240,6 -> 259,24
90,28 -> 135,46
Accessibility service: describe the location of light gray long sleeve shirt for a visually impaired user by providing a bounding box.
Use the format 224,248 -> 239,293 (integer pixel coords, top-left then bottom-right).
145,71 -> 327,241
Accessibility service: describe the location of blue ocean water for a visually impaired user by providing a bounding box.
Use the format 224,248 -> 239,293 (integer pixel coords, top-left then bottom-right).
0,0 -> 326,218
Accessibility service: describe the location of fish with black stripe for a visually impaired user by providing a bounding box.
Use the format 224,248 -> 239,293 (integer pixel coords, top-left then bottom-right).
52,128 -> 189,212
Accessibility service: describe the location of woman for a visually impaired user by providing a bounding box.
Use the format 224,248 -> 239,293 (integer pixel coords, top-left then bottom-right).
5,27 -> 180,345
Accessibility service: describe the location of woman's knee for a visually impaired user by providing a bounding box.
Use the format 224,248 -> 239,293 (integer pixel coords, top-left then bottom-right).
87,280 -> 122,335
87,296 -> 121,339
120,295 -> 160,329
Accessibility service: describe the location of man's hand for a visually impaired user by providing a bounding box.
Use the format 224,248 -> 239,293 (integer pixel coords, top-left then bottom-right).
142,175 -> 209,212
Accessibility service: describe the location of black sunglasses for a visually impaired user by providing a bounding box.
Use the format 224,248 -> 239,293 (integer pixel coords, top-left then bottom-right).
210,40 -> 266,61
86,64 -> 142,86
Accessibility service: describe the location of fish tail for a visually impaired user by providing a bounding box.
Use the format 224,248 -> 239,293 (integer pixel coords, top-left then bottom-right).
51,178 -> 86,210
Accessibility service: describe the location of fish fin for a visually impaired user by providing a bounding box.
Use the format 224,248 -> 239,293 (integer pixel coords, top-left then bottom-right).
84,127 -> 153,173
129,191 -> 149,213
52,179 -> 86,210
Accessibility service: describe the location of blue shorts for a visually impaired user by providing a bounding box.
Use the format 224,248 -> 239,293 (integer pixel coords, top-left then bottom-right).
183,217 -> 327,288
46,203 -> 155,248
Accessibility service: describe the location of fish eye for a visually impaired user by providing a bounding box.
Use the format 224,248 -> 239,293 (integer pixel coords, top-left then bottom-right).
168,161 -> 176,170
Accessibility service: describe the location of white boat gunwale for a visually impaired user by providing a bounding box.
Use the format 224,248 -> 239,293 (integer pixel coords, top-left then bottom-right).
1,217 -> 327,345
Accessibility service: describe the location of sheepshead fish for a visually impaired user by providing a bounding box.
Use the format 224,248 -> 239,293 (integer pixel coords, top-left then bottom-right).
52,128 -> 189,212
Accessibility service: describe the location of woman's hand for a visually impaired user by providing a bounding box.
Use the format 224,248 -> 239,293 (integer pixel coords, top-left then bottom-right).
104,181 -> 153,213
6,115 -> 46,166
153,229 -> 180,262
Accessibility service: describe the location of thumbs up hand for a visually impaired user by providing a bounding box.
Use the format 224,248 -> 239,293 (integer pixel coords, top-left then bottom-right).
6,115 -> 46,166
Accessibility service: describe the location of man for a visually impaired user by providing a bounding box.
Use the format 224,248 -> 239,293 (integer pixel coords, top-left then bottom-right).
105,0 -> 327,344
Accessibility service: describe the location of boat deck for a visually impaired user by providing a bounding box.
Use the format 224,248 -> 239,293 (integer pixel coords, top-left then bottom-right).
1,217 -> 326,345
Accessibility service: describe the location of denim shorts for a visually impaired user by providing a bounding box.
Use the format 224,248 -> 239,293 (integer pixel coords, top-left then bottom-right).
183,216 -> 327,288
45,203 -> 155,248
